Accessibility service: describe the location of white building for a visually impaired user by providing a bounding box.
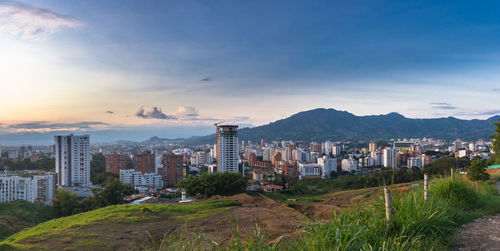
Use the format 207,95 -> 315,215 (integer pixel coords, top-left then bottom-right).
332,145 -> 341,156
323,141 -> 333,155
341,158 -> 358,173
0,173 -> 56,203
31,173 -> 57,202
383,148 -> 395,168
317,156 -> 337,178
371,151 -> 383,166
216,125 -> 240,173
408,157 -> 422,169
55,134 -> 91,187
119,169 -> 163,190
298,163 -> 321,179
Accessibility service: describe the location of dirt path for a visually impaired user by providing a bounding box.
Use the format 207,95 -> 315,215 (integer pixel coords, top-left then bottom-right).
453,182 -> 500,251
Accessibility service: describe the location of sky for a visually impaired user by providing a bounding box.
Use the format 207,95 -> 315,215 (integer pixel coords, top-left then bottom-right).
0,0 -> 499,144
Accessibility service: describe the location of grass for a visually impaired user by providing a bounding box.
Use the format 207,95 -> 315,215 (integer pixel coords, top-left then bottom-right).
0,200 -> 55,240
265,192 -> 324,203
152,176 -> 500,250
0,199 -> 240,249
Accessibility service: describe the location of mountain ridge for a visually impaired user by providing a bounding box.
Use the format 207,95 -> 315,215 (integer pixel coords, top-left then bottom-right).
180,108 -> 499,144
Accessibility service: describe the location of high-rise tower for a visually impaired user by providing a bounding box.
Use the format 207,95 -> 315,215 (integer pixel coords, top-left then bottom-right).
54,134 -> 91,187
215,125 -> 239,173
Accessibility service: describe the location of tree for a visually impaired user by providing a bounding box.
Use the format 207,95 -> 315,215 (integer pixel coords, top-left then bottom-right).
467,159 -> 490,186
80,177 -> 136,211
53,189 -> 81,217
90,153 -> 106,184
490,120 -> 500,165
177,173 -> 248,197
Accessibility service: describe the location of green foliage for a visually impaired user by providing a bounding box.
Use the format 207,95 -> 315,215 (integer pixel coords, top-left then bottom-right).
0,200 -> 55,240
53,178 -> 136,216
177,173 -> 248,197
90,153 -> 106,185
467,159 -> 490,183
53,189 -> 81,217
491,120 -> 500,165
430,178 -> 480,209
0,157 -> 54,172
423,157 -> 469,176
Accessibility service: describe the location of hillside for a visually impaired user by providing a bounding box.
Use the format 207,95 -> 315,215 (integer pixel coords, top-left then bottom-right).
185,108 -> 499,144
0,200 -> 55,240
0,198 -> 310,250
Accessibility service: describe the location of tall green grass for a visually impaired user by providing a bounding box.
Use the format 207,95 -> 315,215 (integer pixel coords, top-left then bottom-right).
154,177 -> 500,250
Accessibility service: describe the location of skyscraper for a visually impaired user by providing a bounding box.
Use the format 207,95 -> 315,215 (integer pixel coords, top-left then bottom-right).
216,125 -> 239,173
54,134 -> 91,187
369,141 -> 377,152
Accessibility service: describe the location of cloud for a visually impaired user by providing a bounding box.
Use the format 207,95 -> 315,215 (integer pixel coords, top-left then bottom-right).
200,76 -> 212,82
174,106 -> 199,117
453,110 -> 500,116
105,110 -> 114,114
0,1 -> 82,40
6,121 -> 108,131
493,88 -> 500,92
135,106 -> 177,120
430,102 -> 456,110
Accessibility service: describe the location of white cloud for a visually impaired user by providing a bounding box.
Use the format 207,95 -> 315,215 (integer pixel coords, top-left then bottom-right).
0,1 -> 82,40
174,106 -> 199,117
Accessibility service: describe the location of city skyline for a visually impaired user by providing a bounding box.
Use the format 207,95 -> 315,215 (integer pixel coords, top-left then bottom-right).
1,0 -> 500,141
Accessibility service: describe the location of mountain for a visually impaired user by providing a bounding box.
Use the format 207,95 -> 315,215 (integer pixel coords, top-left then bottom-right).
187,108 -> 500,144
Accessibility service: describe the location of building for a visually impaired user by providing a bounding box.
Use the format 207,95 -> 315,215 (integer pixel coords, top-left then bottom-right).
119,169 -> 163,190
317,156 -> 337,178
0,173 -> 56,203
369,141 -> 377,152
298,163 -> 321,179
272,151 -> 282,166
162,154 -> 184,186
310,143 -> 322,154
55,134 -> 91,187
341,158 -> 358,173
105,153 -> 127,175
382,148 -> 395,168
133,150 -> 156,174
408,157 -> 422,169
216,125 -> 240,173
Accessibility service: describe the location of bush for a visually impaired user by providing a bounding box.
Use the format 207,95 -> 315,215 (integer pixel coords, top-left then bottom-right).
177,173 -> 248,197
430,178 -> 479,209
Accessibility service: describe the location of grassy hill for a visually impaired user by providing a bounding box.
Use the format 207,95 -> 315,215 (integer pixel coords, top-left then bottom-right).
0,200 -> 55,241
1,177 -> 499,250
0,200 -> 240,250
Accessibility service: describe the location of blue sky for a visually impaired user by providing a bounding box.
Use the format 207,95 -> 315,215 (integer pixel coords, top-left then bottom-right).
0,0 -> 499,143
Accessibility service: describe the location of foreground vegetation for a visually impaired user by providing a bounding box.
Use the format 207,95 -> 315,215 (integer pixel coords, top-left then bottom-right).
0,201 -> 54,240
0,200 -> 241,250
155,176 -> 500,250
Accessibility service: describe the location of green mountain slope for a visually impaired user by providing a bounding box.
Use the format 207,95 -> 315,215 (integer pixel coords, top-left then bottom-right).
186,108 -> 499,144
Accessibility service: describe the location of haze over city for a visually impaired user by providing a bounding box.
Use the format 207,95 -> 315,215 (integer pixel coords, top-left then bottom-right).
1,0 -> 500,143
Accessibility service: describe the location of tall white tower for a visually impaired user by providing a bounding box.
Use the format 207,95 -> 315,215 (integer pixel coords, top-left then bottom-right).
55,134 -> 91,187
216,125 -> 239,173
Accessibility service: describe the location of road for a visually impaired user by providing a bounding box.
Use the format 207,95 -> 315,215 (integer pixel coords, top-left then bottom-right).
453,181 -> 500,251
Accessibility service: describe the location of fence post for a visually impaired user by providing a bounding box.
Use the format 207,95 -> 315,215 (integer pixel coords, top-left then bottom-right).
384,187 -> 392,222
424,174 -> 428,202
451,168 -> 454,180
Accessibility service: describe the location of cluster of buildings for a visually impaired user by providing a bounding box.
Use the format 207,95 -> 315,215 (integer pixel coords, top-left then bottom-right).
0,124 -> 495,204
0,172 -> 56,203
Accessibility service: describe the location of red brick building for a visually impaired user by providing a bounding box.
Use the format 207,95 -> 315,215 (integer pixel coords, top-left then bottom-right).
105,153 -> 127,175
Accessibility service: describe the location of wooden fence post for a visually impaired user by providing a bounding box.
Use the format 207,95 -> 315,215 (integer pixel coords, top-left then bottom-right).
424,174 -> 428,202
451,168 -> 454,180
384,187 -> 392,222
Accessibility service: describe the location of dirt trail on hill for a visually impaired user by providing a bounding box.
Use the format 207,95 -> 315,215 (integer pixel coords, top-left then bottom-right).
453,182 -> 500,251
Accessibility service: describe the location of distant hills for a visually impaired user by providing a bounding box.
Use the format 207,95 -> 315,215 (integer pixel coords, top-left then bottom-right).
184,108 -> 500,144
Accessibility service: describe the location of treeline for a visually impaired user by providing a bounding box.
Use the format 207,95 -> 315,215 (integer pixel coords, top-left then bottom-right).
288,156 -> 477,195
177,172 -> 249,197
53,177 -> 136,217
0,157 -> 55,172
